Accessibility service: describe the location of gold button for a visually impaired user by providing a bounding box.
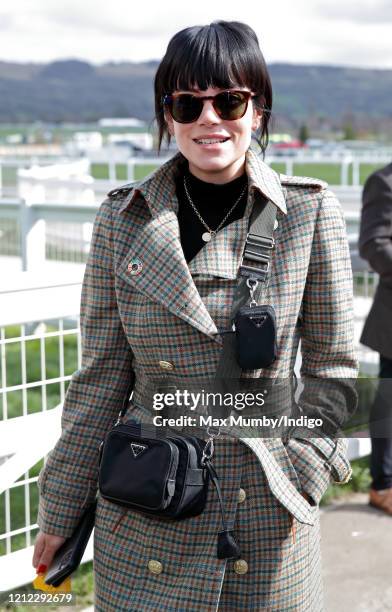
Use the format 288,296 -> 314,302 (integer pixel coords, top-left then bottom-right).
238,488 -> 246,504
147,559 -> 163,574
234,559 -> 248,575
158,360 -> 175,371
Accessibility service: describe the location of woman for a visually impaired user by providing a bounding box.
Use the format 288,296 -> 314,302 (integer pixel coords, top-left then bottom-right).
33,20 -> 357,611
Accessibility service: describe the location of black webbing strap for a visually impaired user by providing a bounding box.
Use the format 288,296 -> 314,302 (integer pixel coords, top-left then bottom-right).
214,195 -> 277,383
129,195 -> 278,417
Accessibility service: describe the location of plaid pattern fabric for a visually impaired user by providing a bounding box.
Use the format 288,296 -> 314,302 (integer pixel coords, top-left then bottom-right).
37,147 -> 358,610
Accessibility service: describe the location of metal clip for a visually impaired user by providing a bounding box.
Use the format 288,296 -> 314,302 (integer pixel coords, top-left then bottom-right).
246,277 -> 259,306
114,411 -> 123,426
201,426 -> 221,465
201,437 -> 214,465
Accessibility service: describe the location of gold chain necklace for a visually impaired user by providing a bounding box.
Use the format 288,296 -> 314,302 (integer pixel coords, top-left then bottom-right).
183,175 -> 248,242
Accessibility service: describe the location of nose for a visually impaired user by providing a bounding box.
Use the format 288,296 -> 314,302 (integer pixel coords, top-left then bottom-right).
197,99 -> 221,125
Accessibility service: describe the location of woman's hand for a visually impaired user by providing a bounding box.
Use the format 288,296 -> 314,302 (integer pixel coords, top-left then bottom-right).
32,530 -> 67,574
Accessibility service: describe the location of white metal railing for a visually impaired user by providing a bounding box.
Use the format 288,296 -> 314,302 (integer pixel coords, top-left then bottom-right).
1,152 -> 391,191
0,154 -> 172,197
0,199 -> 97,269
0,273 -> 85,592
0,186 -> 364,271
264,155 -> 385,187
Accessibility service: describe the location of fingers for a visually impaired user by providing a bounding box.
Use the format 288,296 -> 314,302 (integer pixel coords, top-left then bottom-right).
32,532 -> 45,568
32,531 -> 66,571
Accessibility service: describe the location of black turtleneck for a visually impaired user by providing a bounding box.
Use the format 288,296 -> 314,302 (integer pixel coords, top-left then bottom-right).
175,161 -> 248,263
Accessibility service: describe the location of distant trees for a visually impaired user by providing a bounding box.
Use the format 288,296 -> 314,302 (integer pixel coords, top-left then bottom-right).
342,121 -> 357,140
0,61 -> 391,135
299,124 -> 309,144
341,110 -> 357,140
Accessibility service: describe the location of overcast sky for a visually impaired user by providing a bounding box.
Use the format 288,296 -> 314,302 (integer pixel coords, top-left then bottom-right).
1,0 -> 391,68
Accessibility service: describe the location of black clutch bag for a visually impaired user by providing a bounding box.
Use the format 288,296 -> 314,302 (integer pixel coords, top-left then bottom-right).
44,500 -> 96,587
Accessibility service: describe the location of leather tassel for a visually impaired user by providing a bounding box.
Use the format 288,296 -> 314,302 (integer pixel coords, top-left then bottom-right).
204,460 -> 241,560
217,529 -> 241,560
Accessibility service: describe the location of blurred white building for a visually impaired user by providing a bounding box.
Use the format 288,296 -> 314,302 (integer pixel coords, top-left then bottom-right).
70,131 -> 103,153
107,132 -> 153,150
98,118 -> 146,128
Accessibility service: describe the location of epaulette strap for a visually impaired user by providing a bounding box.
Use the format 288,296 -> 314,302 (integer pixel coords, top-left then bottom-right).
279,174 -> 328,190
107,181 -> 137,198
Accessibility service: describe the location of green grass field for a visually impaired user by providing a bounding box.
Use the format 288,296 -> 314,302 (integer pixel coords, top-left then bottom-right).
90,161 -> 386,186
1,158 -> 385,187
90,162 -> 158,182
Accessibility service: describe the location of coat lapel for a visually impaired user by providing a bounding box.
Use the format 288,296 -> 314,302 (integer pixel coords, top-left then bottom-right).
116,148 -> 287,343
116,206 -> 222,341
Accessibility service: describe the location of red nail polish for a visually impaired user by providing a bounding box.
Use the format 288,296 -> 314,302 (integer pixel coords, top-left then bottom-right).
37,564 -> 47,574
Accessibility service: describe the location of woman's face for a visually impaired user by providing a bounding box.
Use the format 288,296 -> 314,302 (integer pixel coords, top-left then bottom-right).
164,85 -> 262,184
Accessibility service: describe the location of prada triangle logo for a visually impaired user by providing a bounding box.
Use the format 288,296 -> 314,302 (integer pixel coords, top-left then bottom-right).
130,442 -> 148,458
250,315 -> 267,328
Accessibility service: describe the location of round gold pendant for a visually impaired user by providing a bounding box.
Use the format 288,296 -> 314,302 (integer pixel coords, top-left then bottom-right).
202,232 -> 212,242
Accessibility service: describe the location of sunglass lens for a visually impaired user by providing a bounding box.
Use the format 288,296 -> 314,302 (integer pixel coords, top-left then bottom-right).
215,92 -> 248,119
167,91 -> 250,123
171,94 -> 202,123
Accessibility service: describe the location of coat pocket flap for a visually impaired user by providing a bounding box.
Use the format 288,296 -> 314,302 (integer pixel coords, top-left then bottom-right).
240,438 -> 316,526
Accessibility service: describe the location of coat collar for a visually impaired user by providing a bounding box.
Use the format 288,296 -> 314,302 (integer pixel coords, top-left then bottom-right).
118,147 -> 287,217
116,148 -> 287,344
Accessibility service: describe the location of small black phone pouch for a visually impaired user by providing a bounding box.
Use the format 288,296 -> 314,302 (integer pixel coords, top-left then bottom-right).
233,304 -> 277,369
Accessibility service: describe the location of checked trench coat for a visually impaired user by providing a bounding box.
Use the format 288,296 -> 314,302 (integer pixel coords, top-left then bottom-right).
37,147 -> 358,611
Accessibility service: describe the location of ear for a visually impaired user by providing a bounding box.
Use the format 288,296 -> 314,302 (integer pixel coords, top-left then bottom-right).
252,105 -> 263,132
164,109 -> 175,137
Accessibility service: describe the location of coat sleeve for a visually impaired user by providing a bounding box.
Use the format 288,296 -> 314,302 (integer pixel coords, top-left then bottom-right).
36,196 -> 134,537
283,188 -> 359,505
359,173 -> 392,286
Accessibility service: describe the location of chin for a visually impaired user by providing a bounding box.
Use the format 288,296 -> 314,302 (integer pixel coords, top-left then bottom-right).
190,155 -> 233,170
197,159 -> 229,170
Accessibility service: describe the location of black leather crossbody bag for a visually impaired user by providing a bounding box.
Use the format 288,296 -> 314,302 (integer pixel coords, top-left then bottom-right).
97,416 -> 239,559
98,420 -> 208,518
